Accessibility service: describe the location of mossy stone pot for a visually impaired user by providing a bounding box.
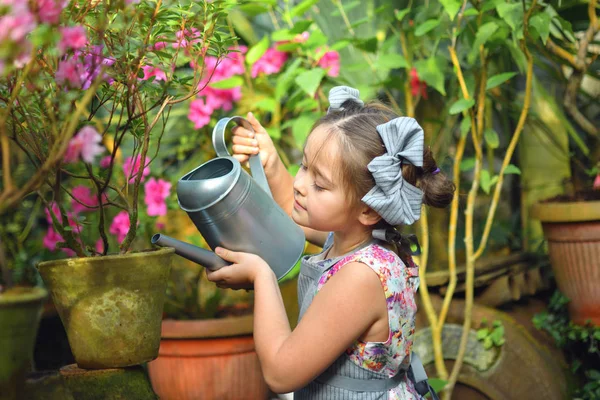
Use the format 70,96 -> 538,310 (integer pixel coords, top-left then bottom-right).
37,248 -> 175,369
0,286 -> 47,400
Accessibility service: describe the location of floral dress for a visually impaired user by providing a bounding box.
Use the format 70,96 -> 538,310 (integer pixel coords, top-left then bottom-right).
294,235 -> 423,400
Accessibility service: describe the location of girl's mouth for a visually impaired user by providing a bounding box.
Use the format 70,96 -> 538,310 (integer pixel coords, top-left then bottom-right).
294,199 -> 306,211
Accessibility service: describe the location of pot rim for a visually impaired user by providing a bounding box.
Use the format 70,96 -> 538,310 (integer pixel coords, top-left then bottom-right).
531,200 -> 600,223
161,314 -> 254,339
36,246 -> 175,270
0,286 -> 48,306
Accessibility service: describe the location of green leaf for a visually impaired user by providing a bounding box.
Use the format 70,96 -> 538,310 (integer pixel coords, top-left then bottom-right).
271,29 -> 294,42
414,56 -> 446,96
468,21 -> 499,63
496,3 -> 523,32
353,37 -> 378,53
294,68 -> 326,98
504,164 -> 521,175
483,336 -> 493,349
275,58 -> 302,100
290,20 -> 313,34
375,53 -> 408,70
484,128 -> 500,149
486,72 -> 517,90
463,8 -> 479,17
460,157 -> 475,172
255,98 -> 277,113
477,328 -> 490,340
246,36 -> 269,66
530,12 -> 551,45
290,0 -> 319,18
330,1 -> 360,16
440,0 -> 461,20
331,39 -> 351,51
414,19 -> 440,37
480,170 -> 492,194
209,76 -> 243,89
428,378 -> 447,393
460,116 -> 472,138
288,163 -> 301,176
291,113 -> 318,144
449,98 -> 475,115
395,8 -> 411,21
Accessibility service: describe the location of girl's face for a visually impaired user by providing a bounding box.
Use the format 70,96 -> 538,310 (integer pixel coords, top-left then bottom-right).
292,125 -> 362,232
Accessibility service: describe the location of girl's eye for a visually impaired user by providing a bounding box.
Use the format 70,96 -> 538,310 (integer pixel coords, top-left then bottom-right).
312,183 -> 324,192
299,162 -> 307,171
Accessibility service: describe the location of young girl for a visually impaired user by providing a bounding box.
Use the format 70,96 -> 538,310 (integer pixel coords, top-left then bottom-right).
206,86 -> 454,399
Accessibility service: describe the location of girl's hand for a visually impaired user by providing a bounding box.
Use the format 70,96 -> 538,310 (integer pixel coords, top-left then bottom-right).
232,112 -> 278,171
205,247 -> 273,290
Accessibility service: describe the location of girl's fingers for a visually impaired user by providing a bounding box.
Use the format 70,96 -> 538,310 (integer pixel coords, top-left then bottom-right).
232,144 -> 259,155
232,135 -> 258,147
215,247 -> 241,263
233,154 -> 250,164
247,112 -> 266,134
231,125 -> 255,139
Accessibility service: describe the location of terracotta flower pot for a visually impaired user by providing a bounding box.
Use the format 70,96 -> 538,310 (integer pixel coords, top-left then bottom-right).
37,248 -> 175,368
532,200 -> 600,325
147,315 -> 268,400
0,287 -> 47,400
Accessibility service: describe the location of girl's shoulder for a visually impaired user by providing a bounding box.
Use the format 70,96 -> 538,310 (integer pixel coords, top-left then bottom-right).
318,242 -> 419,290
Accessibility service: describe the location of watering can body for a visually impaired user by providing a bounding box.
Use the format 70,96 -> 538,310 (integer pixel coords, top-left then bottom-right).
153,117 -> 305,281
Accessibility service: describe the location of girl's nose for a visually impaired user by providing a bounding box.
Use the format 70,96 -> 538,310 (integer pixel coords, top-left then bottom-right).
293,168 -> 307,196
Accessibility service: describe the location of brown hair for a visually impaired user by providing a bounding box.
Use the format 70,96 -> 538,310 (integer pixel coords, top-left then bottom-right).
310,98 -> 455,217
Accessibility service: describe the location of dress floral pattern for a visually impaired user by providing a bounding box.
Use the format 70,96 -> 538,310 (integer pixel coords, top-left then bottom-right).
316,243 -> 422,399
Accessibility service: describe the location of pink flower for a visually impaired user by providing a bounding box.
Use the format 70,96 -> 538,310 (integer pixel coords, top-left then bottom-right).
294,31 -> 310,43
141,65 -> 167,82
56,56 -> 84,88
594,174 -> 600,190
0,6 -> 37,43
58,26 -> 87,54
317,50 -> 340,78
109,211 -> 131,243
43,227 -> 64,251
44,202 -> 82,234
251,48 -> 288,78
71,185 -> 97,213
173,28 -> 202,49
99,155 -> 112,168
188,98 -> 213,129
123,155 -> 150,184
45,202 -> 61,224
36,0 -> 67,24
64,126 -> 104,164
410,67 -> 428,99
144,178 -> 171,216
95,238 -> 104,254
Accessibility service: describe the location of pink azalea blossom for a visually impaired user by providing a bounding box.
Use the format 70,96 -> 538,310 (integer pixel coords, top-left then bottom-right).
251,48 -> 288,78
78,45 -> 115,89
141,65 -> 167,82
594,174 -> 600,190
123,155 -> 151,184
188,98 -> 213,129
44,227 -> 77,256
56,56 -> 84,88
99,155 -> 112,168
410,67 -> 428,99
294,31 -> 310,43
64,126 -> 104,164
317,50 -> 340,78
173,28 -> 202,50
109,211 -> 131,243
58,26 -> 87,54
144,178 -> 171,216
36,0 -> 67,24
13,42 -> 32,68
0,5 -> 37,43
71,185 -> 97,213
95,238 -> 104,254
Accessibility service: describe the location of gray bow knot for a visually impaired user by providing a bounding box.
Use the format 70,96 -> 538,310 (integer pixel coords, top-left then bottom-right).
327,86 -> 364,112
362,117 -> 424,226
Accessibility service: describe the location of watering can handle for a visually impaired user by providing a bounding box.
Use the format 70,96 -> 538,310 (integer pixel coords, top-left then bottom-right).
212,117 -> 272,198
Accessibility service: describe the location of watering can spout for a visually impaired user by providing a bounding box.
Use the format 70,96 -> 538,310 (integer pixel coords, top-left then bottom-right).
151,234 -> 229,271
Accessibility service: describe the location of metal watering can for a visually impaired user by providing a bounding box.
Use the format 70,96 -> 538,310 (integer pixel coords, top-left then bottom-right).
152,117 -> 305,280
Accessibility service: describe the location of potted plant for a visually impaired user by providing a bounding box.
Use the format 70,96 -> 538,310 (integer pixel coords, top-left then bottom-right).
531,1 -> 600,326
0,0 -> 233,375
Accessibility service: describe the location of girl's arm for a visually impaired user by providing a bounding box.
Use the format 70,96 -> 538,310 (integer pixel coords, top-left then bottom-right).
232,113 -> 328,247
208,249 -> 389,393
255,264 -> 386,393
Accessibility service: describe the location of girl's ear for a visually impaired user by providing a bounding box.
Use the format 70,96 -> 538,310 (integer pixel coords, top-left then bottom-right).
358,205 -> 382,226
